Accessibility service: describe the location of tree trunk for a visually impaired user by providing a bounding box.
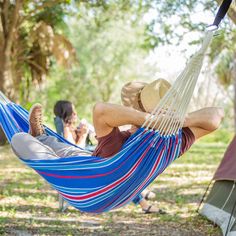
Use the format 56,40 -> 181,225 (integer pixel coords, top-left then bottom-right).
0,51 -> 11,145
0,0 -> 22,101
0,126 -> 7,145
0,57 -> 8,145
0,51 -> 14,99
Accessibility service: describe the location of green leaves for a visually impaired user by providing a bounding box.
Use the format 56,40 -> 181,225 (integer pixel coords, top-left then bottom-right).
215,51 -> 234,88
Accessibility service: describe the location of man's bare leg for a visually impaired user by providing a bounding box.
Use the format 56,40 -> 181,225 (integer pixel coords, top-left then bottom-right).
184,107 -> 224,140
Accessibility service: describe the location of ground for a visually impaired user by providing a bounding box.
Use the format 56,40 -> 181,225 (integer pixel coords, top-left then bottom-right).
0,131 -> 231,236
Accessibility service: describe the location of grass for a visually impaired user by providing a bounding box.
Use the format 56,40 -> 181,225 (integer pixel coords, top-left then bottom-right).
0,129 -> 233,235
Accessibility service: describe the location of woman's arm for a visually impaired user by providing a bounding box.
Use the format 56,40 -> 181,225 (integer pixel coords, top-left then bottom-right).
63,126 -> 75,144
75,124 -> 89,147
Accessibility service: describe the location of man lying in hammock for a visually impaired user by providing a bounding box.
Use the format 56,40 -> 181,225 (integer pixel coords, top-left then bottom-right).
11,79 -> 224,213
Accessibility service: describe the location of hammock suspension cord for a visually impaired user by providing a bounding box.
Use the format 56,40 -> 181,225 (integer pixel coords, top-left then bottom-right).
143,0 -> 232,136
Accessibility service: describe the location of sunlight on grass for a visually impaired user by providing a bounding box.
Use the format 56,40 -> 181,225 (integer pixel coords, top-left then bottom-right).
0,133 -> 229,235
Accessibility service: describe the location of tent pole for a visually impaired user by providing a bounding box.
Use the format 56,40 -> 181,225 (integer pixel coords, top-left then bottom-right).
225,181 -> 236,236
196,179 -> 213,213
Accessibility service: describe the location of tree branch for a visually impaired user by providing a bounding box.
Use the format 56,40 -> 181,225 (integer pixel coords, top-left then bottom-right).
20,0 -> 66,25
0,12 -> 5,38
26,59 -> 47,73
18,55 -> 33,62
0,0 -> 9,39
5,0 -> 22,54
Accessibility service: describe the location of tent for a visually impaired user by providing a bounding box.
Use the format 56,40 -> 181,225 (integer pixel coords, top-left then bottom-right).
200,136 -> 236,236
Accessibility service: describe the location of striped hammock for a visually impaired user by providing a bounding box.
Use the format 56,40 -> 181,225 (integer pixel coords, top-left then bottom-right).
0,0 -> 231,213
0,101 -> 182,213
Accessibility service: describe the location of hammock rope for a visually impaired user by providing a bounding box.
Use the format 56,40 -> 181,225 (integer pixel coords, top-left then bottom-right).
144,0 -> 232,135
0,0 -> 232,213
143,30 -> 214,135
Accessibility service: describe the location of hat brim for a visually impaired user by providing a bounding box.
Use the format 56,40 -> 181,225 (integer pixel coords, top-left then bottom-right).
140,79 -> 171,113
121,81 -> 147,111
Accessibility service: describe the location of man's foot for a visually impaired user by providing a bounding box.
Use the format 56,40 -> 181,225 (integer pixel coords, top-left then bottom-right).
142,189 -> 156,200
142,205 -> 167,214
28,103 -> 45,137
139,199 -> 167,214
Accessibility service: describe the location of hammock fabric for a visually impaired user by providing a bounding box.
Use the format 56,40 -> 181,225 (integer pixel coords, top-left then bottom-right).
0,0 -> 231,213
0,101 -> 182,213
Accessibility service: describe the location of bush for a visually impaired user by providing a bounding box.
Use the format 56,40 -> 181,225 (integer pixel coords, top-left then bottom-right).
198,129 -> 234,144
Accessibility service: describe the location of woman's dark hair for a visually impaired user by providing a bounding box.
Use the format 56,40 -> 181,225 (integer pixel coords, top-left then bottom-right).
54,100 -> 74,124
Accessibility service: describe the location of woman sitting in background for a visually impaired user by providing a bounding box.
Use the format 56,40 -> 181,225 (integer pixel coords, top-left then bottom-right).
53,100 -> 90,148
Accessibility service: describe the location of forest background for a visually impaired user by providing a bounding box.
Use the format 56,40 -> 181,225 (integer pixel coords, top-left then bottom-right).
1,0 -> 236,134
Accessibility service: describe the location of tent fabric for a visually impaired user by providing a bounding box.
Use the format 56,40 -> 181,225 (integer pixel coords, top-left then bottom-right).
201,203 -> 235,236
200,136 -> 236,235
213,135 -> 236,181
0,101 -> 182,213
200,181 -> 236,236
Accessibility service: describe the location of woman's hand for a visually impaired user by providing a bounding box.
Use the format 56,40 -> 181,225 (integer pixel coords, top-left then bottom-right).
75,124 -> 89,146
77,124 -> 89,136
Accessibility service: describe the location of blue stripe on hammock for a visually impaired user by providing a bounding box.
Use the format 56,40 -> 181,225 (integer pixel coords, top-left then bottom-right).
0,102 -> 182,213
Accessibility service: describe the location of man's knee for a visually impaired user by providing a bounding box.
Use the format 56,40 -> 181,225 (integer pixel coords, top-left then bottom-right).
11,132 -> 29,150
93,102 -> 113,137
11,132 -> 32,158
210,107 -> 224,131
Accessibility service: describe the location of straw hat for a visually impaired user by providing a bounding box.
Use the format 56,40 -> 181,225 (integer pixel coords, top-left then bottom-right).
121,79 -> 171,113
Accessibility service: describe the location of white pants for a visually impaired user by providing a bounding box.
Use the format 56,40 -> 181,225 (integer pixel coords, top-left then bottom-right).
11,133 -> 91,160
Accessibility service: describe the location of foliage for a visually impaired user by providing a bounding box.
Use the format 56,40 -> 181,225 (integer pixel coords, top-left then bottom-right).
142,0 -> 236,131
215,51 -> 234,87
142,0 -> 218,49
208,28 -> 236,88
0,0 -> 76,101
198,128 -> 234,144
33,1 -> 156,122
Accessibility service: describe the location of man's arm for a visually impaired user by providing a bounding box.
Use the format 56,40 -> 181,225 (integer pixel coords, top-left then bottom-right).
93,102 -> 224,139
93,102 -> 149,138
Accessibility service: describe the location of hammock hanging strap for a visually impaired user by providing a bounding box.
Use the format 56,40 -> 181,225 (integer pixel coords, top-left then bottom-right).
213,0 -> 232,27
